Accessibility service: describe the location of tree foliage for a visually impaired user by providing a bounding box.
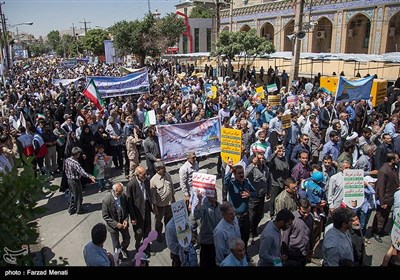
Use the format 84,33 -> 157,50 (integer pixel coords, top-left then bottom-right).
110,13 -> 185,66
215,29 -> 275,59
83,28 -> 110,56
214,29 -> 275,77
27,42 -> 51,57
47,30 -> 61,52
159,13 -> 186,49
0,160 -> 59,266
189,3 -> 214,18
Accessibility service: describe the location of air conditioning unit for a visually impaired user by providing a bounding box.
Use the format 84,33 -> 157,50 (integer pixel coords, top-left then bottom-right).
389,27 -> 396,37
316,30 -> 326,39
348,29 -> 354,38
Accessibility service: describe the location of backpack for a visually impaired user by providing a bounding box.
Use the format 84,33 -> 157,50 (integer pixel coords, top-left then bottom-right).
304,180 -> 323,205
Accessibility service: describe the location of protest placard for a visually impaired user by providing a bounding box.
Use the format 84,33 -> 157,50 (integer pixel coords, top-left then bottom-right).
192,172 -> 216,197
343,169 -> 365,209
221,128 -> 242,165
281,114 -> 291,129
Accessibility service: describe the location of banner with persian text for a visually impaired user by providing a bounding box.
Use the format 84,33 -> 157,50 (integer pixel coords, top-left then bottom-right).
156,117 -> 221,163
87,70 -> 149,98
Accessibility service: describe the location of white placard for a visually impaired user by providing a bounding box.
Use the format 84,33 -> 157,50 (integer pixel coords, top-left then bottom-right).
171,200 -> 192,248
391,211 -> 400,250
192,172 -> 216,197
343,169 -> 365,209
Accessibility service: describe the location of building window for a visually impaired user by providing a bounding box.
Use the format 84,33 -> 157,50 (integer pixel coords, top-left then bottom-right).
207,28 -> 211,52
195,28 -> 200,52
364,21 -> 371,49
183,36 -> 188,54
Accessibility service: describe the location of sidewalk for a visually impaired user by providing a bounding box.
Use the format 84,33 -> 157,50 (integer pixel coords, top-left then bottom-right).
36,155 -> 391,266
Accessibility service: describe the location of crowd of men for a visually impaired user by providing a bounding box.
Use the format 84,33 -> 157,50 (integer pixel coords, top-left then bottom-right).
2,56 -> 400,267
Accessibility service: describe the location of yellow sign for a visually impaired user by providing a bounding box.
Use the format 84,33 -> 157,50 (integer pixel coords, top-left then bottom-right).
211,85 -> 217,99
256,86 -> 265,99
320,76 -> 338,95
221,128 -> 242,165
320,76 -> 387,103
268,95 -> 281,106
281,114 -> 291,129
371,79 -> 387,107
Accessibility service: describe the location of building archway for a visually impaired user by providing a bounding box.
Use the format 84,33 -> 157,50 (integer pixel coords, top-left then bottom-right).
240,24 -> 251,32
386,11 -> 400,52
345,13 -> 371,54
283,20 -> 295,51
222,26 -> 229,32
260,22 -> 274,44
312,17 -> 333,53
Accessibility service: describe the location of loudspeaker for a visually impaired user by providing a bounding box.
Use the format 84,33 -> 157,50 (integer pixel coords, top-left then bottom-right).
296,31 -> 306,39
287,34 -> 296,40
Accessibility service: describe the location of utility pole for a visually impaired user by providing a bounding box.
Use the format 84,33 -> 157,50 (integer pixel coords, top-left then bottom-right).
79,19 -> 91,34
290,0 -> 304,82
229,0 -> 233,31
0,2 -> 9,70
71,23 -> 79,56
71,23 -> 77,38
147,0 -> 151,14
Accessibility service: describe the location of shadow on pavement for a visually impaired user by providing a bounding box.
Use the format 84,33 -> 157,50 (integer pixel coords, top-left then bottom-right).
35,192 -> 69,218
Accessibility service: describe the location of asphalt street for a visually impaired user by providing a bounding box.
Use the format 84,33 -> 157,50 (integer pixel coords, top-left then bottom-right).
36,154 -> 392,267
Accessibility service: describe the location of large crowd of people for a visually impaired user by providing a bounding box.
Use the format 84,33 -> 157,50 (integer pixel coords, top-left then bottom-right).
2,56 -> 400,267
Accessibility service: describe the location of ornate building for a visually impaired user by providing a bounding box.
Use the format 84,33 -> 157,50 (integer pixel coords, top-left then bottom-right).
221,0 -> 400,55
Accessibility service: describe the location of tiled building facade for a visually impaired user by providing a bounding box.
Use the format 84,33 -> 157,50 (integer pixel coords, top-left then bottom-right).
220,0 -> 400,55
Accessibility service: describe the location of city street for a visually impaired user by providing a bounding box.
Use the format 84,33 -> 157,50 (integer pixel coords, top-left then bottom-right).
36,154 -> 392,267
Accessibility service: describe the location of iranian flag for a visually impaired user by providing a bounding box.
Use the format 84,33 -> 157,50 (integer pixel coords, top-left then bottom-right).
83,79 -> 104,111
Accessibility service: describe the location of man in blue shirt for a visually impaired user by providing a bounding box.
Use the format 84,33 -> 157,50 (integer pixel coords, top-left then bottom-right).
83,223 -> 114,266
225,163 -> 256,256
219,238 -> 248,266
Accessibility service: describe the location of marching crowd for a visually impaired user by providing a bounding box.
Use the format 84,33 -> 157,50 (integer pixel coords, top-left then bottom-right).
1,56 -> 400,267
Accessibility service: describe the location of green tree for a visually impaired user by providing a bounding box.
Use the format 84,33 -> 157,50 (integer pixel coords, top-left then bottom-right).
158,13 -> 186,50
111,13 -> 184,66
0,161 -> 59,266
83,28 -> 110,56
27,42 -> 51,57
215,29 -> 275,78
47,30 -> 61,53
189,3 -> 214,18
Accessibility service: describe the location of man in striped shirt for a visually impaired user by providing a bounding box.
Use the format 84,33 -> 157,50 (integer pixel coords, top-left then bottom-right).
64,147 -> 95,215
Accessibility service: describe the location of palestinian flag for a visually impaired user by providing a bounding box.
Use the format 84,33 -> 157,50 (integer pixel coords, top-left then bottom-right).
83,79 -> 104,111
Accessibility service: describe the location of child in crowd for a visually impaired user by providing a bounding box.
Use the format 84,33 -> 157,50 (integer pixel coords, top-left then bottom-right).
94,144 -> 108,192
302,170 -> 326,221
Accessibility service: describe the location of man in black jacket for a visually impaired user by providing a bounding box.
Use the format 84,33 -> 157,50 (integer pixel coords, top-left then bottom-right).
102,182 -> 130,258
126,166 -> 154,256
